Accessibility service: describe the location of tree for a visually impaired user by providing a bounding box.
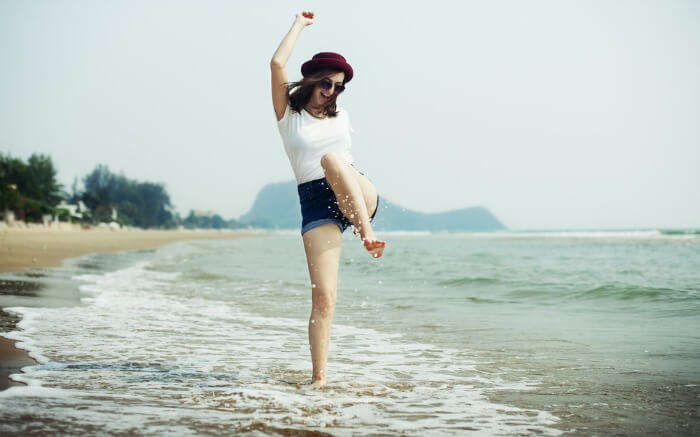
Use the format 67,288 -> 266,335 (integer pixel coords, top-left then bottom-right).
67,176 -> 82,204
0,152 -> 64,220
0,154 -> 25,211
80,164 -> 175,228
81,164 -> 117,223
24,154 -> 64,207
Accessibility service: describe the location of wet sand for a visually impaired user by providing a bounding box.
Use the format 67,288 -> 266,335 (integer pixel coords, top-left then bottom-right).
0,227 -> 268,391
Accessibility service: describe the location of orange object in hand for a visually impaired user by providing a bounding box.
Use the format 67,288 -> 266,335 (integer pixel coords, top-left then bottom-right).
302,11 -> 314,19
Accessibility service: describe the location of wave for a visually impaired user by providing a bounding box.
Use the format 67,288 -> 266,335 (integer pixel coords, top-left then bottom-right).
566,284 -> 697,302
438,276 -> 501,287
0,257 -> 564,436
465,296 -> 508,304
659,229 -> 700,236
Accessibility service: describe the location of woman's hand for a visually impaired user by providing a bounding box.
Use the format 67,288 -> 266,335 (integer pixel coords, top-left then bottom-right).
295,11 -> 315,27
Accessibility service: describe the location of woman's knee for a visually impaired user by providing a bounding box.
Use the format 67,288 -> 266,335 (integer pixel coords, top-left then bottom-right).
311,288 -> 337,316
320,152 -> 342,171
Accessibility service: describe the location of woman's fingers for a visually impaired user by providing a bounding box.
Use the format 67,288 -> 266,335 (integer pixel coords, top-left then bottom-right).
296,11 -> 315,26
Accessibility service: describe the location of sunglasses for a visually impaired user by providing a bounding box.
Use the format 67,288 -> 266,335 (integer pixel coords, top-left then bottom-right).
318,77 -> 345,94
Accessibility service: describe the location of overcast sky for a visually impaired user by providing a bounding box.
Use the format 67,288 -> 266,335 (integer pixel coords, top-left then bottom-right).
2,0 -> 698,230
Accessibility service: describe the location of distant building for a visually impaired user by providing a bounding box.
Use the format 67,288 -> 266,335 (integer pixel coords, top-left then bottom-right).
57,201 -> 82,219
56,200 -> 91,220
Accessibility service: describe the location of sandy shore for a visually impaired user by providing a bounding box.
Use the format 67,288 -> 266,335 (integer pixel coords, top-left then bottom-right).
0,226 -> 269,391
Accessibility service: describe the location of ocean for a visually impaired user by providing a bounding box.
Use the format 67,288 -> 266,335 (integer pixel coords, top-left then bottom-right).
1,230 -> 698,435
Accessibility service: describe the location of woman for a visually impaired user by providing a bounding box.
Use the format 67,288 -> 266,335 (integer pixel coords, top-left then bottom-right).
270,11 -> 387,389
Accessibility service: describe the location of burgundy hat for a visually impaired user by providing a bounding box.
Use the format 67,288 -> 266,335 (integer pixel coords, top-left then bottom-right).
301,52 -> 353,83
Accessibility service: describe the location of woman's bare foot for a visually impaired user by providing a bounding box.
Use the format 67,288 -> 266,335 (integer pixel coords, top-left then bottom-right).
302,378 -> 327,390
363,236 -> 386,258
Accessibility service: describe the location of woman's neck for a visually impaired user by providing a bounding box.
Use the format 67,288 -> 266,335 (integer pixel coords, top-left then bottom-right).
304,104 -> 326,118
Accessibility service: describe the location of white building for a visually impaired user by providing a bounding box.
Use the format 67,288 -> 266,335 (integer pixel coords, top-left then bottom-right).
56,200 -> 91,220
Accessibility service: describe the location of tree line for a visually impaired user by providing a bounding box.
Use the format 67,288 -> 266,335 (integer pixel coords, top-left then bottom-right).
0,152 -> 241,229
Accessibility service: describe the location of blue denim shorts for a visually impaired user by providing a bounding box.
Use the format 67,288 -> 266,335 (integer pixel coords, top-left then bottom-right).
298,166 -> 379,236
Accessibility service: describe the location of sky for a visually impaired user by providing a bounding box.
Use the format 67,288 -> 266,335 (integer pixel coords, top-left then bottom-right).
1,0 -> 698,230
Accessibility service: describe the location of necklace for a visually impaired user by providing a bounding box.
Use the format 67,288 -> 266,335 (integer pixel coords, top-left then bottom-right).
304,106 -> 326,119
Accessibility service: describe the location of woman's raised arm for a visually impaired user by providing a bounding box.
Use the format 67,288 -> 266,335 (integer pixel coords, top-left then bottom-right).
271,11 -> 314,121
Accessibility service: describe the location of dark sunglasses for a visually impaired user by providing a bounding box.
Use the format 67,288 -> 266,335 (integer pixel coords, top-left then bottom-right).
318,77 -> 345,94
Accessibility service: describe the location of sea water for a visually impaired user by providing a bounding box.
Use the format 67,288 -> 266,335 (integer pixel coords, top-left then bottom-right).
1,230 -> 698,435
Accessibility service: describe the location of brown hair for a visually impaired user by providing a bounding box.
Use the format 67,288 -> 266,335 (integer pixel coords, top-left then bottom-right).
283,68 -> 346,118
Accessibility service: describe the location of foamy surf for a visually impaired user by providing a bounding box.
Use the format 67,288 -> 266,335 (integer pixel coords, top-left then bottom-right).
0,259 -> 564,435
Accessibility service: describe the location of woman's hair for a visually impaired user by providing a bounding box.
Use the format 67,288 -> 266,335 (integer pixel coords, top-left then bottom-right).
283,68 -> 345,117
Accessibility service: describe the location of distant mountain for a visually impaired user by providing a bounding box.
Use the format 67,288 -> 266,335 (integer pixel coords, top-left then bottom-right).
237,181 -> 301,229
238,180 -> 506,232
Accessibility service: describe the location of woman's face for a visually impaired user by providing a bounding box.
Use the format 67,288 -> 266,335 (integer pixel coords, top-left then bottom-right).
311,71 -> 345,107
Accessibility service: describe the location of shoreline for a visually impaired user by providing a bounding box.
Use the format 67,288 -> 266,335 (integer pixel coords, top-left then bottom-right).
0,227 -> 269,392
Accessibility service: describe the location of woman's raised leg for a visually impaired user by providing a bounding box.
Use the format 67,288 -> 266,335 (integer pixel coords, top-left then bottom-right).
320,153 -> 386,258
302,222 -> 343,389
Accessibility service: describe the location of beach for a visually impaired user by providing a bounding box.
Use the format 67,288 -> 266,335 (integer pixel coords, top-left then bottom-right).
0,226 -> 268,392
0,229 -> 697,434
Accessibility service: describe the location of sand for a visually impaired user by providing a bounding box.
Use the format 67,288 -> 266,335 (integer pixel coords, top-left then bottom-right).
0,226 -> 269,391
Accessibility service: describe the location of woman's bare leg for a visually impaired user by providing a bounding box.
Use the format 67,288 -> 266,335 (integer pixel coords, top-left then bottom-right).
346,164 -> 379,238
320,153 -> 386,258
302,222 -> 342,389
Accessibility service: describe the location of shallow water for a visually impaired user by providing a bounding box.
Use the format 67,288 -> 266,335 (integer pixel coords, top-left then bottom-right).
1,231 -> 698,435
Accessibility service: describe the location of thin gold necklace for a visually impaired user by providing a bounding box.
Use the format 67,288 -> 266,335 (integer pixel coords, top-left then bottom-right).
304,106 -> 326,119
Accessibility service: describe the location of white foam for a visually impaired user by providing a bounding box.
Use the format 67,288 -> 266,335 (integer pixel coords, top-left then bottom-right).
0,257 -> 564,435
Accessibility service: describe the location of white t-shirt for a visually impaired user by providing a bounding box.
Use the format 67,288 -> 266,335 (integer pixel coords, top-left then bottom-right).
276,103 -> 355,185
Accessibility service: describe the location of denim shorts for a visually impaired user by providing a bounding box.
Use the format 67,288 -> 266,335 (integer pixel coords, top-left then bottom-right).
298,165 -> 379,236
